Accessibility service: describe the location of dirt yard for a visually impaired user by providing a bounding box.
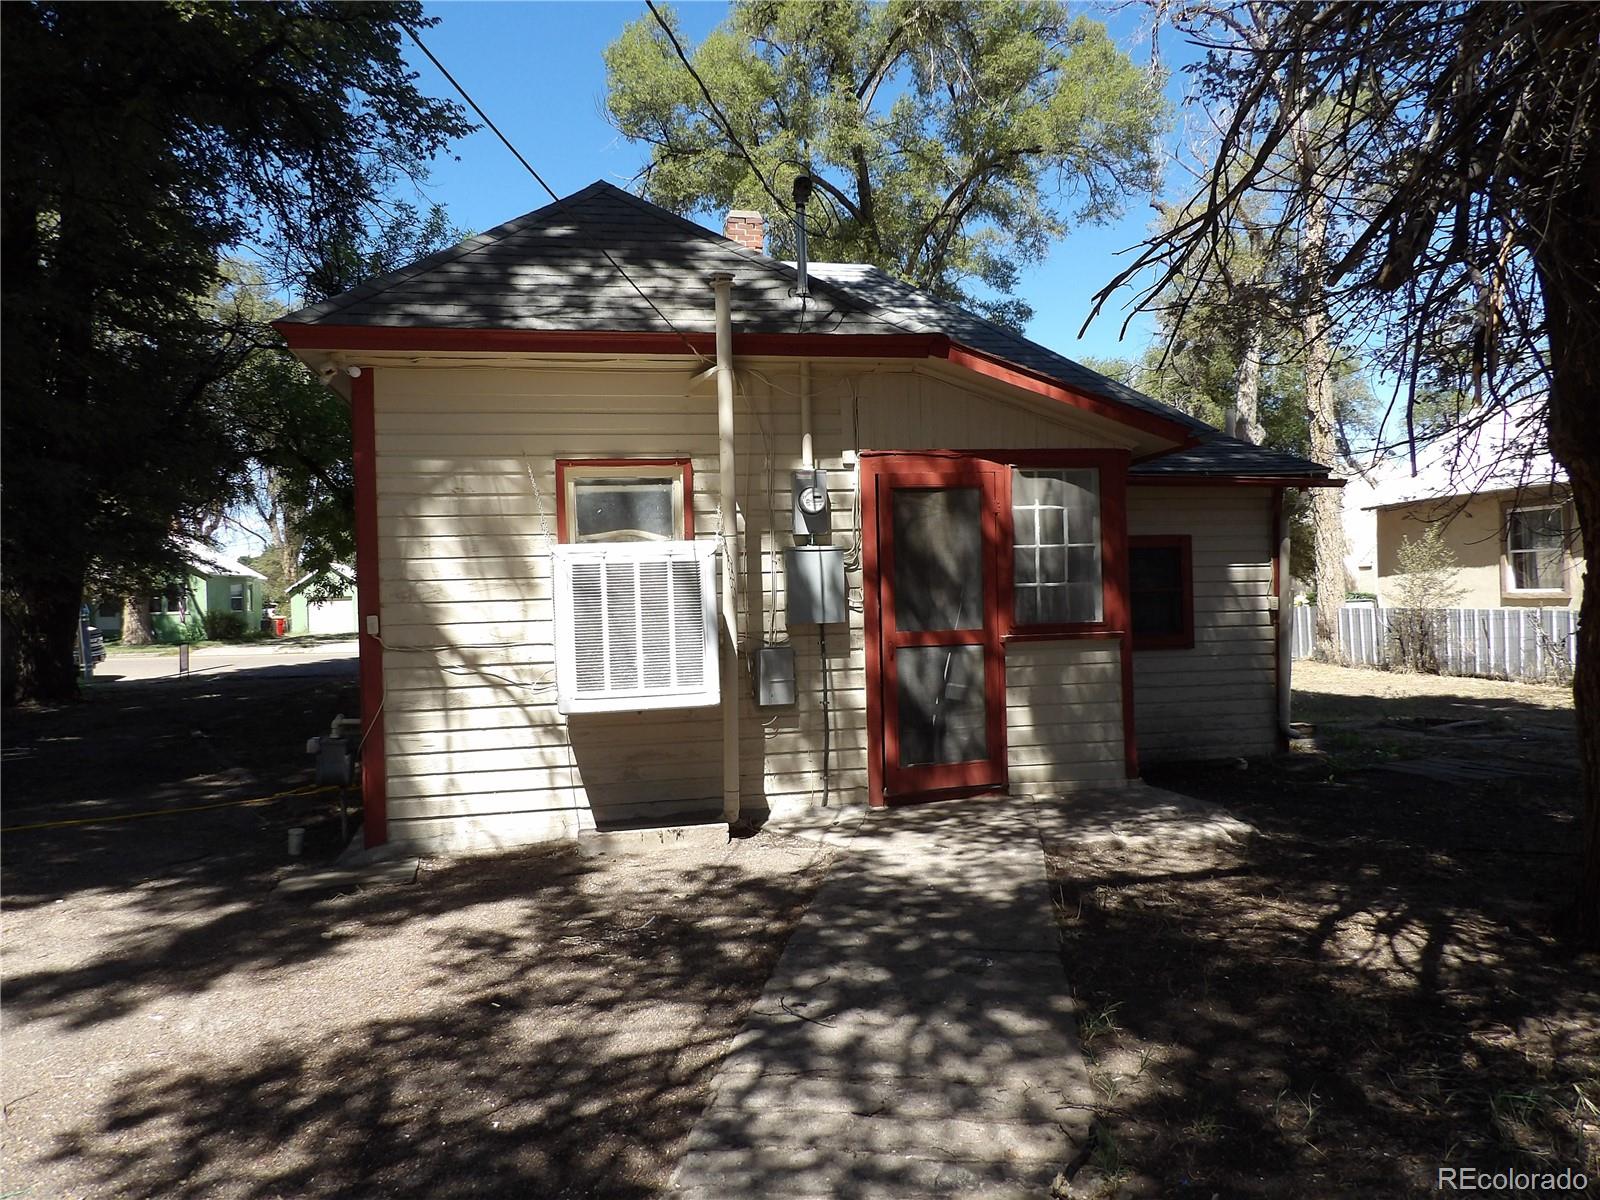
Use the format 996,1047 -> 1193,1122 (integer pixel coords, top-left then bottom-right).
2,666 -> 833,1199
1047,663 -> 1597,1197
1,834 -> 832,1199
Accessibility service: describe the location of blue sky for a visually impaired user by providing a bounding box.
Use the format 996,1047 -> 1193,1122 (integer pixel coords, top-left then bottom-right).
400,1 -> 1206,364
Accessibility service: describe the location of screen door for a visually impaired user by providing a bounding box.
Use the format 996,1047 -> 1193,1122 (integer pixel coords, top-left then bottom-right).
875,467 -> 1006,797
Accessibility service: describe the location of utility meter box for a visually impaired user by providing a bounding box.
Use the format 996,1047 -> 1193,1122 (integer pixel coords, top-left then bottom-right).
754,644 -> 796,707
785,545 -> 847,624
792,468 -> 831,538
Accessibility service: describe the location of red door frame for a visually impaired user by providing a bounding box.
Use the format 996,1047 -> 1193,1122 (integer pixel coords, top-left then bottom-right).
864,461 -> 1008,804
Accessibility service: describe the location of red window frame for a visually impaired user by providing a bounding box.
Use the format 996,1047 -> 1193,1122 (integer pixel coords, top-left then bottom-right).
553,458 -> 694,544
1128,535 -> 1195,650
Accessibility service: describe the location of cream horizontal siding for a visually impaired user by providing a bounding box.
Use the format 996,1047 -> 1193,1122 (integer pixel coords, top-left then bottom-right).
370,360 -> 1144,850
1129,487 -> 1277,762
1004,641 -> 1126,788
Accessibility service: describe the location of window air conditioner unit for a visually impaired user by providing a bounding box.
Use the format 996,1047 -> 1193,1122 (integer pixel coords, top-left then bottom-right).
553,540 -> 720,714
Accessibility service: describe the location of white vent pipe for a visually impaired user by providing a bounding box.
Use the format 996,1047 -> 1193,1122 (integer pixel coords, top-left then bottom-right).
711,272 -> 741,824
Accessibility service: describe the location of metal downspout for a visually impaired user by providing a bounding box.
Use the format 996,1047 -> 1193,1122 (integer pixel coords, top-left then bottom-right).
712,272 -> 741,824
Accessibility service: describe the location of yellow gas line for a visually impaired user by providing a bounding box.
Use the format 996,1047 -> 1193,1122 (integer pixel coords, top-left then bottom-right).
1,784 -> 338,834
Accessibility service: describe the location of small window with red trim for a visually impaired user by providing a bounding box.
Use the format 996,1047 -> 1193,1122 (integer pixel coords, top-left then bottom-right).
1129,536 -> 1194,649
557,460 -> 692,543
1010,467 -> 1102,626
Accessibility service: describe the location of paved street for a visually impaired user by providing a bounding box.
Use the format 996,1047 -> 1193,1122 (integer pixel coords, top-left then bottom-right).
95,641 -> 357,684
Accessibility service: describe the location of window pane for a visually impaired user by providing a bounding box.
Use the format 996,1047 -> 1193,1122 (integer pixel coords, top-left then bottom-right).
1509,507 -> 1563,552
574,478 -> 676,542
1010,468 -> 1101,625
893,487 -> 983,631
1133,589 -> 1184,636
896,644 -> 988,766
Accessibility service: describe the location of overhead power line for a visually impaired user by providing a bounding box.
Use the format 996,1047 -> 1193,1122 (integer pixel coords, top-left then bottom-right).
405,27 -> 709,361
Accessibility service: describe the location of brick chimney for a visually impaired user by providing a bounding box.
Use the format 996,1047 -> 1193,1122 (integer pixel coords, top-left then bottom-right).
724,209 -> 765,252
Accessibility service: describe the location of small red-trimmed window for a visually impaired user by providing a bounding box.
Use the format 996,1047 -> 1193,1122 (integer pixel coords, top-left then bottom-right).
1010,467 -> 1103,626
556,459 -> 693,544
1129,535 -> 1193,650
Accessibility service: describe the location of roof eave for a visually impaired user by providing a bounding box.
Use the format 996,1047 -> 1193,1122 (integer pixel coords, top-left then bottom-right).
271,322 -> 1199,445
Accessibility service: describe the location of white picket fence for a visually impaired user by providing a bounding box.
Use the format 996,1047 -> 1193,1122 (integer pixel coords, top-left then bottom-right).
1291,604 -> 1579,683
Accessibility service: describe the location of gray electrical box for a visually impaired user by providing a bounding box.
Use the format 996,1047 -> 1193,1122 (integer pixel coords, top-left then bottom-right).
792,468 -> 831,538
785,546 -> 847,624
754,644 -> 796,707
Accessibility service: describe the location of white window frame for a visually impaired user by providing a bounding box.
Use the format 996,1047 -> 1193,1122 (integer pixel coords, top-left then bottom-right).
230,582 -> 245,612
558,460 -> 690,545
1502,502 -> 1570,596
1010,466 -> 1103,627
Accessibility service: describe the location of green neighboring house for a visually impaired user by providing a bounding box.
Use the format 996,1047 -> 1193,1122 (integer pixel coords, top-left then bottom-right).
91,541 -> 268,641
286,563 -> 357,635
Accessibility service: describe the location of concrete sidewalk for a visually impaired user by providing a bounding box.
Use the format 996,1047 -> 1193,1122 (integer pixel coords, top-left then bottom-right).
671,798 -> 1090,1199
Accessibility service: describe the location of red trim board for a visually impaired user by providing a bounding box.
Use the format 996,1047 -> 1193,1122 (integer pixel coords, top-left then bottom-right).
273,322 -> 1200,444
351,368 -> 387,848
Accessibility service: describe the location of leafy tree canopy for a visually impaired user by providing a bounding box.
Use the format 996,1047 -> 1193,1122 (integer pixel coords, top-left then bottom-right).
1,1 -> 472,702
605,0 -> 1167,328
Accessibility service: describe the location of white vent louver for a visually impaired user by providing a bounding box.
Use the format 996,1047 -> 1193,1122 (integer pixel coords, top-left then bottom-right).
554,540 -> 720,713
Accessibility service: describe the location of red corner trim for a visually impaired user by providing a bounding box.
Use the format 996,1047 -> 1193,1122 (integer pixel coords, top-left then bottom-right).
860,460 -> 886,808
351,368 -> 387,849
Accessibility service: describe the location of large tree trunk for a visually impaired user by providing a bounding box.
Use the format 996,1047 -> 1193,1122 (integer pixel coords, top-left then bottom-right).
120,595 -> 154,646
3,576 -> 85,705
1235,315 -> 1266,445
1539,146 -> 1600,942
1296,123 -> 1346,662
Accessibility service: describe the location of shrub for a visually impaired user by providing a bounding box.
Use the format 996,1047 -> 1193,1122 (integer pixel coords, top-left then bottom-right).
203,610 -> 249,641
1387,525 -> 1466,672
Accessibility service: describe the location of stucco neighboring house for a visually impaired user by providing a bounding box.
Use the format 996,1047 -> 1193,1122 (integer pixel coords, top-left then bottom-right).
1343,401 -> 1584,610
91,540 -> 268,640
274,180 -> 1339,855
286,563 -> 358,635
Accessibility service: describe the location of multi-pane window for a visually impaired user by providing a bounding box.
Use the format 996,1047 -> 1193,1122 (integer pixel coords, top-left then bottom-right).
1505,505 -> 1567,592
559,461 -> 691,543
1011,468 -> 1101,625
229,582 -> 245,612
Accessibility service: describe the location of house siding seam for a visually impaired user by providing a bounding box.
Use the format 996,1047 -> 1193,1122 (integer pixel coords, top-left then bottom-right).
370,362 -> 1207,851
1128,487 -> 1278,762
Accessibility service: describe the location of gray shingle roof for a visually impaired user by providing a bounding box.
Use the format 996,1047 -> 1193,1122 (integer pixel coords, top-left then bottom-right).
1129,435 -> 1332,479
281,180 -> 1332,481
280,181 -> 900,336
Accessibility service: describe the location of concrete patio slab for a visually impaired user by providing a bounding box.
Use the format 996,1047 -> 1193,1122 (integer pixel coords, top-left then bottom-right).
670,796 -> 1090,1200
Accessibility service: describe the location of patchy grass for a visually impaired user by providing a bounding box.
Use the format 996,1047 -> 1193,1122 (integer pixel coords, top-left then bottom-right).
1046,664 -> 1597,1198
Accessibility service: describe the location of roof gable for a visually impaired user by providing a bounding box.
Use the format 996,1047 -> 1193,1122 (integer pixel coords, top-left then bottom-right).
281,181 -> 899,337
278,180 -> 1333,481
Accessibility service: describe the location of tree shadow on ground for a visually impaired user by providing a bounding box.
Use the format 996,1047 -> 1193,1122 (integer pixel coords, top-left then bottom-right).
1041,720 -> 1598,1198
12,842 -> 831,1199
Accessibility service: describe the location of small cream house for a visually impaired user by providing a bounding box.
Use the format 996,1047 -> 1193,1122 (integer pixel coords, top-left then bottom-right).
276,182 -> 1337,853
1345,402 -> 1584,610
